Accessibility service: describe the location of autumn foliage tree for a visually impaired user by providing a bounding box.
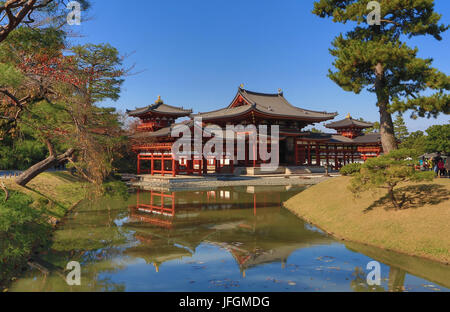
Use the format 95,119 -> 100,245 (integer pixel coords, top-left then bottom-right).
313,0 -> 450,153
18,44 -> 126,186
0,27 -> 128,186
0,27 -> 66,140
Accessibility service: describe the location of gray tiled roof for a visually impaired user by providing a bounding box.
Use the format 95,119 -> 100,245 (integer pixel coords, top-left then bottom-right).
325,117 -> 373,129
302,132 -> 381,144
352,133 -> 381,144
127,103 -> 192,117
192,105 -> 252,120
193,88 -> 337,121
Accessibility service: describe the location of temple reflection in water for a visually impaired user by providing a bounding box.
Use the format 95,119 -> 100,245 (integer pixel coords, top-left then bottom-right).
125,186 -> 331,275
10,185 -> 449,292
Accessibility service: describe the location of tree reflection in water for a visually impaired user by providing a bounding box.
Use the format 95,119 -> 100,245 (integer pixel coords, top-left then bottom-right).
350,266 -> 407,292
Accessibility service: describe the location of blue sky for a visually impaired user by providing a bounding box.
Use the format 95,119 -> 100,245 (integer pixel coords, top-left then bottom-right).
72,0 -> 449,132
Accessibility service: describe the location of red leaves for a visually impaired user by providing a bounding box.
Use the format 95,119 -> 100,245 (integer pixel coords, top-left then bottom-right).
16,52 -> 104,88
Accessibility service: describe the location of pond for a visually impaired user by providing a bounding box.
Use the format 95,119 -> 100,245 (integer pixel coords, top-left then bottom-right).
10,186 -> 449,292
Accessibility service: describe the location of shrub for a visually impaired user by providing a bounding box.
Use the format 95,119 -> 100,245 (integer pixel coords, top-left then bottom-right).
340,163 -> 362,176
349,149 -> 435,209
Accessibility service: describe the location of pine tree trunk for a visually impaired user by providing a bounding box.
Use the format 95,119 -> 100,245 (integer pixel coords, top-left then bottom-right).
388,186 -> 399,210
15,148 -> 75,187
375,63 -> 398,153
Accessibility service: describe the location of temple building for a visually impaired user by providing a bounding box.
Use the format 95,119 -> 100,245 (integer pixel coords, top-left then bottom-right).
127,96 -> 193,176
296,114 -> 382,169
127,87 -> 382,176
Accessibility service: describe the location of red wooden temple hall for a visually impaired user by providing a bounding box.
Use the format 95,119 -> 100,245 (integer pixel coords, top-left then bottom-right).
127,96 -> 193,176
298,114 -> 382,169
127,87 -> 383,176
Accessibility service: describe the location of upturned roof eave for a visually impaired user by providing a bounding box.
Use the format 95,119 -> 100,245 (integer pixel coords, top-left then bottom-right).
126,103 -> 193,117
324,119 -> 374,129
194,106 -> 337,122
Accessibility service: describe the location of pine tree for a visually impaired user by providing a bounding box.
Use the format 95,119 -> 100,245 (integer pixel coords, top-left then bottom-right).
364,121 -> 380,134
399,131 -> 427,155
313,0 -> 449,153
425,124 -> 450,153
393,114 -> 409,141
349,149 -> 434,209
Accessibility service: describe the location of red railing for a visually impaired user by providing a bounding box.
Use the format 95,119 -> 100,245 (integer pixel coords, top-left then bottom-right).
132,143 -> 173,151
358,147 -> 381,153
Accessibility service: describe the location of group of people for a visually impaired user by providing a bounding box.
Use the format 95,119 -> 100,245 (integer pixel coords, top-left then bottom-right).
419,152 -> 450,178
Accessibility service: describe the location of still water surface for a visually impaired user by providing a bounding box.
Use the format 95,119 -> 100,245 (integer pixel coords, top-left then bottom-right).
11,186 -> 449,292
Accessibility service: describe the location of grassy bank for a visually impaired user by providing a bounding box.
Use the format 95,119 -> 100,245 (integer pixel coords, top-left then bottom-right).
284,176 -> 450,264
0,172 -> 88,291
5,172 -> 88,218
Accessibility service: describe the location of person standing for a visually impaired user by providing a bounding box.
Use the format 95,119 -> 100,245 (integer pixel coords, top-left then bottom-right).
433,152 -> 443,176
445,157 -> 450,178
437,159 -> 445,178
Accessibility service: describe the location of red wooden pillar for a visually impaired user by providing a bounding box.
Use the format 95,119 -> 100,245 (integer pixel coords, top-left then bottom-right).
316,143 -> 320,166
172,157 -> 176,177
161,153 -> 165,177
198,158 -> 202,176
253,143 -> 257,168
245,140 -> 249,166
137,154 -> 141,174
334,145 -> 338,170
151,153 -> 154,176
307,143 -> 312,166
195,158 -> 200,175
326,144 -> 329,166
203,156 -> 207,175
295,139 -> 299,165
189,158 -> 194,175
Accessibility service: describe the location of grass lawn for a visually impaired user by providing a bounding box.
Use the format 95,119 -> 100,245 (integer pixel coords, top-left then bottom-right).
3,171 -> 88,219
284,176 -> 450,264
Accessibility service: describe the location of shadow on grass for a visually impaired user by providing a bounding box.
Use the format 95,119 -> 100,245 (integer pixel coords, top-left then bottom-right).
23,186 -> 67,217
365,184 -> 450,213
50,171 -> 85,183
